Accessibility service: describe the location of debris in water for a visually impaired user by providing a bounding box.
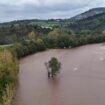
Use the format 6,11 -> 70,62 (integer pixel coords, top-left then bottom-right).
73,67 -> 78,71
100,57 -> 104,61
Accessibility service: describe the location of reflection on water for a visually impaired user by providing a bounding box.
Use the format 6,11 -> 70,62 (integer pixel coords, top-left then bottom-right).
13,44 -> 105,105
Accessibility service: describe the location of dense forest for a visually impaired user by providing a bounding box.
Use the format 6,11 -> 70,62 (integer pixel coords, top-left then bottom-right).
68,13 -> 105,35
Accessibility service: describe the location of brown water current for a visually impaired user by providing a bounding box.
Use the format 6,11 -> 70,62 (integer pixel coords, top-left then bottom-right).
13,44 -> 105,105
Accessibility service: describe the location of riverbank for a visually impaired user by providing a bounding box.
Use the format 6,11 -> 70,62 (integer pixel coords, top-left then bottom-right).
0,48 -> 18,105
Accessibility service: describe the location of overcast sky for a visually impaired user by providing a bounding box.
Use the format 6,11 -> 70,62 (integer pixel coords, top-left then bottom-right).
0,0 -> 105,22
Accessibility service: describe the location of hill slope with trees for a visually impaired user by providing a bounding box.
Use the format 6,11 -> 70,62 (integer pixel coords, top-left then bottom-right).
0,7 -> 105,44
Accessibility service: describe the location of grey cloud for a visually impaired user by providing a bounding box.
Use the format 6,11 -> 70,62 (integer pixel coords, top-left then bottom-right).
0,0 -> 105,22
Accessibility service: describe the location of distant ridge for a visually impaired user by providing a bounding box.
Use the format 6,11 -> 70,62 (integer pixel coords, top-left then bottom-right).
71,7 -> 105,20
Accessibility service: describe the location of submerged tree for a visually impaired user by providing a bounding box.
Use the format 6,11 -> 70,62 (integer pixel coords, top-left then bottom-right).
45,57 -> 61,78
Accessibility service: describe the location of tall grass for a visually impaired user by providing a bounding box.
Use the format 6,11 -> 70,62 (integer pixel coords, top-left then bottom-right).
0,48 -> 18,105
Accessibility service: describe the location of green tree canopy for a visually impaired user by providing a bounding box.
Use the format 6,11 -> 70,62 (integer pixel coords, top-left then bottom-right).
28,31 -> 37,42
48,57 -> 61,77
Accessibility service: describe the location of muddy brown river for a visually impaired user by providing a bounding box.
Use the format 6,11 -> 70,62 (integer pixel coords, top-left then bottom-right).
14,44 -> 105,105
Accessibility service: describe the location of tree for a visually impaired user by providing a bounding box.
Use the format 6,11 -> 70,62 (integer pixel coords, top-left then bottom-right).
28,31 -> 37,42
46,57 -> 61,78
47,28 -> 61,48
36,38 -> 46,51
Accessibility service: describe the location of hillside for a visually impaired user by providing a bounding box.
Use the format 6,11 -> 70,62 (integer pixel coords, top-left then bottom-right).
71,7 -> 105,20
0,22 -> 52,44
67,12 -> 105,35
0,7 -> 105,44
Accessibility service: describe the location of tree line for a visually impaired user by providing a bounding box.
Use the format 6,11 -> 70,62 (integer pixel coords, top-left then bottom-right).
13,29 -> 105,58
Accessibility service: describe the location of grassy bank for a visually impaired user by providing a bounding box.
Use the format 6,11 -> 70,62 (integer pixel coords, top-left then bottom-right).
0,48 -> 18,105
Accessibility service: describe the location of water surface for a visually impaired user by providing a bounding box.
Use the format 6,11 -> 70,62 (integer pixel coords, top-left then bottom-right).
14,44 -> 105,105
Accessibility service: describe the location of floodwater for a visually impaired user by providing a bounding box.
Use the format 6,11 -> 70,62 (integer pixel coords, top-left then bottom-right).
14,44 -> 105,105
